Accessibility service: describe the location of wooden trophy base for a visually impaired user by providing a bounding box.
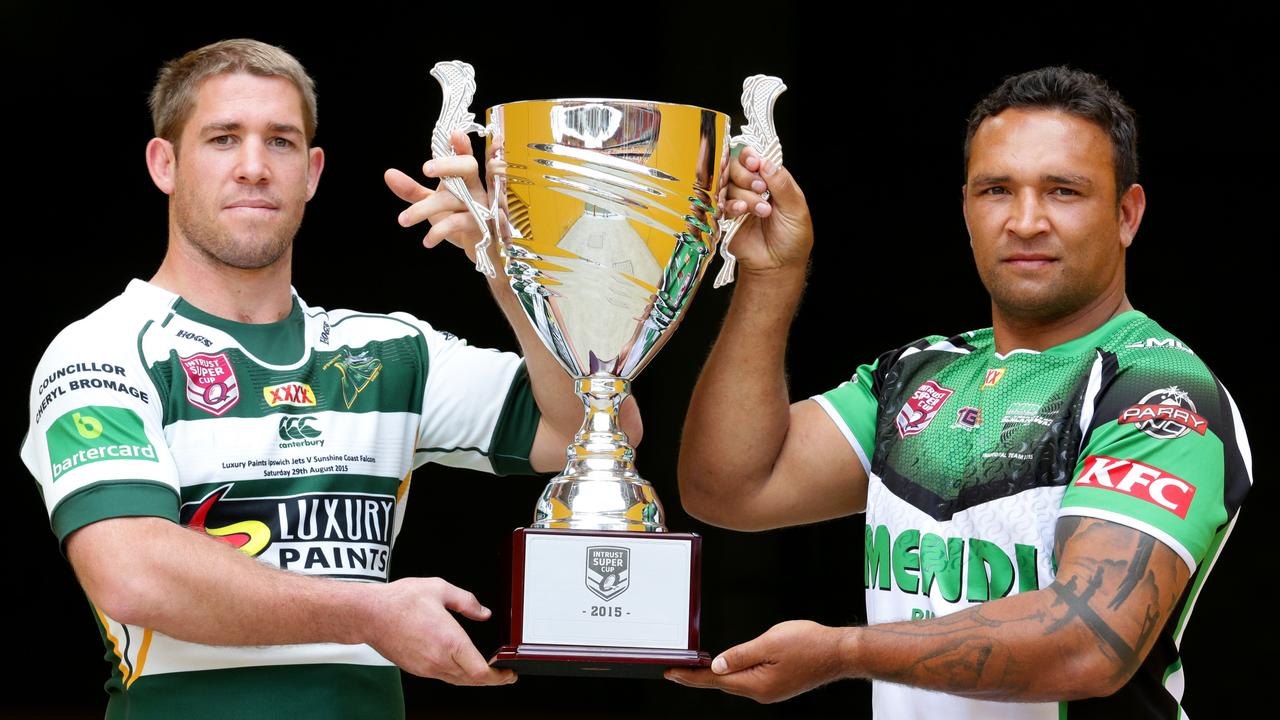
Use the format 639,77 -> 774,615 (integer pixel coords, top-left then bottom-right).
490,528 -> 711,679
492,644 -> 710,679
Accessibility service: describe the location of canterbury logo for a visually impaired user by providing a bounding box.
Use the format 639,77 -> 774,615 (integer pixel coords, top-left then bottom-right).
263,382 -> 316,407
278,416 -> 321,440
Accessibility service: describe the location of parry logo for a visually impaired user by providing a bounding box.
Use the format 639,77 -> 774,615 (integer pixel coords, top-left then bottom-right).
896,380 -> 954,438
264,382 -> 316,408
585,546 -> 630,602
179,352 -> 240,416
1074,455 -> 1196,519
46,406 -> 158,481
1118,386 -> 1207,440
323,349 -> 383,409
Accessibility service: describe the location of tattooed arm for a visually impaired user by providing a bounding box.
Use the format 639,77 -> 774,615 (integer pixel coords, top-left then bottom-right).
666,517 -> 1190,703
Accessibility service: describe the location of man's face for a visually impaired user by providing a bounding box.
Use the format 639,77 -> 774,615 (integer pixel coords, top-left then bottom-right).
169,73 -> 322,270
964,109 -> 1132,324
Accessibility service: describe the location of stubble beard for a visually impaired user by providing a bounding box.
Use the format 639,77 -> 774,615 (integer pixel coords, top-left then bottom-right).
174,189 -> 301,271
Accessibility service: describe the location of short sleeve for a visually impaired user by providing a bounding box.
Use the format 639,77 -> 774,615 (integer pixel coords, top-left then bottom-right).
21,321 -> 181,548
395,314 -> 541,476
812,357 -> 883,476
1059,356 -> 1248,572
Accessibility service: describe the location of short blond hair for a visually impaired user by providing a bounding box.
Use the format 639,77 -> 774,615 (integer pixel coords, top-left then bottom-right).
149,38 -> 318,147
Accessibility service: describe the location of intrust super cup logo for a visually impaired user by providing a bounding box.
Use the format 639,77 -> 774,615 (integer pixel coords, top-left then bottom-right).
179,352 -> 240,416
586,546 -> 629,602
896,380 -> 954,438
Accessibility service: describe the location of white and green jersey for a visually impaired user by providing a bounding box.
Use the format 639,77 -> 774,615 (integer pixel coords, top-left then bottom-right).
21,279 -> 541,720
817,310 -> 1250,719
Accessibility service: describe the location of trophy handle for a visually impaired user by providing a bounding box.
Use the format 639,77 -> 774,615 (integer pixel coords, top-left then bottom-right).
713,74 -> 787,289
430,60 -> 499,278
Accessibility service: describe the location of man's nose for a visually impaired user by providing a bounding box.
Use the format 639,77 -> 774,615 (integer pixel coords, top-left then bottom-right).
1007,189 -> 1050,239
234,139 -> 270,185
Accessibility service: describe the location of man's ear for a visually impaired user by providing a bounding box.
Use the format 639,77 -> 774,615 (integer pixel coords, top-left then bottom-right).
146,138 -> 177,195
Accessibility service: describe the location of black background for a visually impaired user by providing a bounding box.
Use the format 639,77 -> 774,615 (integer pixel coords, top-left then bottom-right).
5,5 -> 1273,718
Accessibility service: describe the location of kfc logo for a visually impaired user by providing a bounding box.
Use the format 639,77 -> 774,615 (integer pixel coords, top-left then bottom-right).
1074,456 -> 1196,519
896,380 -> 955,438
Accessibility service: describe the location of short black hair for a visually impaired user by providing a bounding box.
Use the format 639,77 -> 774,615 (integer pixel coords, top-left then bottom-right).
964,66 -> 1138,202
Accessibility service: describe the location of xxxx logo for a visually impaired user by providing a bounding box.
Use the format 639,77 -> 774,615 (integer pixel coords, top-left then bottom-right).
185,485 -> 271,556
263,382 -> 316,408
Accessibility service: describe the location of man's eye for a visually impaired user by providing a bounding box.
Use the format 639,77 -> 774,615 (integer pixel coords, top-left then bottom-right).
980,186 -> 1008,195
269,137 -> 294,148
1051,187 -> 1079,196
212,135 -> 233,145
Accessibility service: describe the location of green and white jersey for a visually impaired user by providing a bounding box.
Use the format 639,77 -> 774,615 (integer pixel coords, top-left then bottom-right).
816,310 -> 1250,719
21,279 -> 541,720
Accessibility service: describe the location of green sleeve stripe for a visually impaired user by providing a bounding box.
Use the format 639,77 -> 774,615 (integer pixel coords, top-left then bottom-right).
812,395 -> 871,474
487,363 -> 541,477
1057,506 -> 1197,572
51,481 -> 180,549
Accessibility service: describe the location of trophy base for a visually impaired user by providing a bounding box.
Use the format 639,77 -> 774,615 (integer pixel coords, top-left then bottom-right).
491,644 -> 711,678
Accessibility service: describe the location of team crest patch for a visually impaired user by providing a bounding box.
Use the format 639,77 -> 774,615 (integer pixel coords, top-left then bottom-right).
585,546 -> 629,602
897,380 -> 955,438
180,352 -> 240,416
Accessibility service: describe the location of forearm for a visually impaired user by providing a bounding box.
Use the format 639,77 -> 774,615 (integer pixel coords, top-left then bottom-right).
838,518 -> 1184,701
679,264 -> 807,502
71,517 -> 373,647
839,588 -> 1107,701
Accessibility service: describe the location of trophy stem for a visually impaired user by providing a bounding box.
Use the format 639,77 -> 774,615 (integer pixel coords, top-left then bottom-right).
531,375 -> 666,531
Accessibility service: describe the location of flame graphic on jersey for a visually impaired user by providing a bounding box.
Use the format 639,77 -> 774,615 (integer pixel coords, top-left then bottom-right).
187,485 -> 271,557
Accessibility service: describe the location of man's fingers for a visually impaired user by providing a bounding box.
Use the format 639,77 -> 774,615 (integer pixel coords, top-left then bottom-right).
665,667 -> 723,688
758,159 -> 802,207
449,639 -> 506,684
438,581 -> 491,621
384,168 -> 429,204
666,666 -> 770,700
398,190 -> 467,228
728,151 -> 763,188
713,636 -> 768,675
423,213 -> 481,252
424,155 -> 479,181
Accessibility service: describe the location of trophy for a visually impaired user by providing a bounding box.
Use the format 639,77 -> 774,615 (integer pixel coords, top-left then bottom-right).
430,61 -> 785,678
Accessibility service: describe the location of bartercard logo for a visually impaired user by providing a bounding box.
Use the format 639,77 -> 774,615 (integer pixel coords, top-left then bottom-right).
1074,456 -> 1196,519
45,406 -> 158,481
1118,386 -> 1207,440
264,382 -> 316,408
896,380 -> 954,438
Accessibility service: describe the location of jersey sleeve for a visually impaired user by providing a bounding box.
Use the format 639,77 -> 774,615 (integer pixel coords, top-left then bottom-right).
20,319 -> 181,549
812,359 -> 881,475
1059,352 -> 1250,572
394,313 -> 542,477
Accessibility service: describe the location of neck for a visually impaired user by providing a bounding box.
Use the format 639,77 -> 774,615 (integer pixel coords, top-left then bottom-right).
992,287 -> 1132,355
150,235 -> 294,324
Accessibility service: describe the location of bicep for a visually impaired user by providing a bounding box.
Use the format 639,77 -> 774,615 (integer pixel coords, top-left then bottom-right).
1049,516 -> 1191,689
733,399 -> 868,530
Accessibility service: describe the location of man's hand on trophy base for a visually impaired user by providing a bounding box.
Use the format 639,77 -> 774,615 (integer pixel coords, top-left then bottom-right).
664,619 -> 845,703
385,131 -> 489,261
723,147 -> 813,275
366,577 -> 517,686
